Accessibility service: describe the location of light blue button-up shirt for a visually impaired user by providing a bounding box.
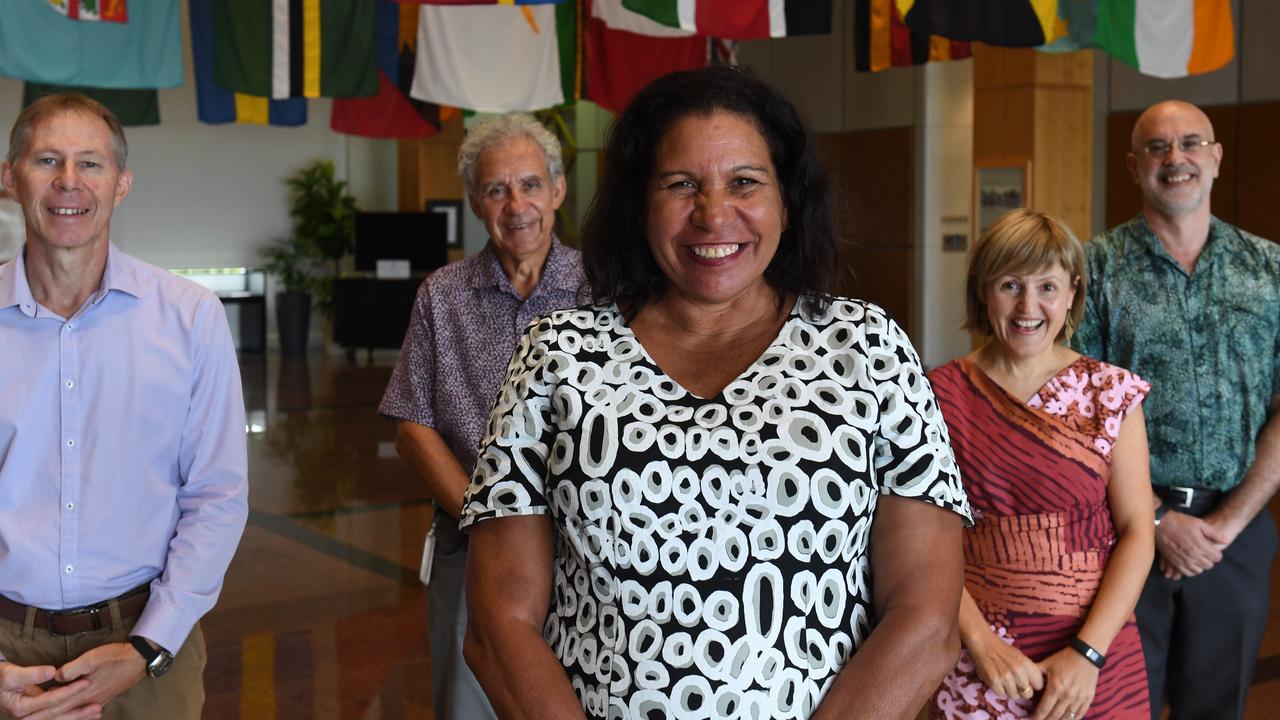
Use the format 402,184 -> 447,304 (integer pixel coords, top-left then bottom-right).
0,243 -> 248,656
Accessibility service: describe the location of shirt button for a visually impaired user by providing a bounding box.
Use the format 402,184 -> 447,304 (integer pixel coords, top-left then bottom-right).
65,380 -> 74,389
65,565 -> 73,573
66,502 -> 74,511
66,439 -> 75,448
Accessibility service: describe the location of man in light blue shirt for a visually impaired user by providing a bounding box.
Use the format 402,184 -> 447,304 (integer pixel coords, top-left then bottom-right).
0,95 -> 248,718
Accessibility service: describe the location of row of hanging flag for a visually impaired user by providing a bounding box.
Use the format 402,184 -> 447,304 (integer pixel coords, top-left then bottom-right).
0,0 -> 1238,134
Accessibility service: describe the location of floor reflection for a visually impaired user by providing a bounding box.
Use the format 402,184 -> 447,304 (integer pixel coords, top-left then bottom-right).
204,352 -> 433,719
203,351 -> 1280,719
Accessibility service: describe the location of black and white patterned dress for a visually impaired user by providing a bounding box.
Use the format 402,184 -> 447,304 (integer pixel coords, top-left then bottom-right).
460,297 -> 971,720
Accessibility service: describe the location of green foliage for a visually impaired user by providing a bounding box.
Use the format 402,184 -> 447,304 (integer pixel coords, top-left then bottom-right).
260,160 -> 358,315
287,159 -> 357,264
260,240 -> 318,294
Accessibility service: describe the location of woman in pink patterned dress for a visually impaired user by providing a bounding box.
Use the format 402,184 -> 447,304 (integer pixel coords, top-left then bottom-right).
928,210 -> 1155,720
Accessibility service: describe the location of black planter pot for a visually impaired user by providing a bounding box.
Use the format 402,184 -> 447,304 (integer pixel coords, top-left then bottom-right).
276,291 -> 312,357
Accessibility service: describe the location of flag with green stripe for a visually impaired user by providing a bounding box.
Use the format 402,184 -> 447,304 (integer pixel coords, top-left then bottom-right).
620,0 -> 832,39
213,0 -> 379,99
1095,0 -> 1233,78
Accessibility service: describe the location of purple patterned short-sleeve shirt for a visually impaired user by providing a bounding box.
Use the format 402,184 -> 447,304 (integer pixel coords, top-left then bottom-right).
379,238 -> 586,476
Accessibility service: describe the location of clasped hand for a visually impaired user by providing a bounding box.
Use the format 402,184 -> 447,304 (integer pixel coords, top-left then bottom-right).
0,642 -> 145,719
1155,511 -> 1231,580
971,635 -> 1097,720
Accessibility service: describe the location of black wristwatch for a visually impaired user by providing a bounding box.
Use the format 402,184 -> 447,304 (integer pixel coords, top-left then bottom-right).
129,636 -> 174,678
1154,503 -> 1169,527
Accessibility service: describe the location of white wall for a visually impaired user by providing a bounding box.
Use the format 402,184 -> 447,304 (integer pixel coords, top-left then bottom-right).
0,0 -> 399,270
0,2 -> 398,348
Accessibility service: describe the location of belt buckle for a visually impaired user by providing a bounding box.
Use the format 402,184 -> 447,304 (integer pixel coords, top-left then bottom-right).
48,604 -> 103,636
1172,486 -> 1195,509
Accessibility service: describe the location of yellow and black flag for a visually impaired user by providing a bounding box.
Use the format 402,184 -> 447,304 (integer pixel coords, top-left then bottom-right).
855,0 -> 971,72
896,0 -> 1059,48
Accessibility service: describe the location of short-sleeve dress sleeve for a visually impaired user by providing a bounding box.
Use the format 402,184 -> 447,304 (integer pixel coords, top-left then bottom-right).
865,312 -> 972,522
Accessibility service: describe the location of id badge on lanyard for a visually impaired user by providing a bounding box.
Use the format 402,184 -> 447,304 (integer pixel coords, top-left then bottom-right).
419,522 -> 437,585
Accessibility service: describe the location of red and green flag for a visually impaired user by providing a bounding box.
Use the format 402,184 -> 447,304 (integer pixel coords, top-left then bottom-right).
620,0 -> 831,39
584,0 -> 707,112
47,0 -> 127,22
331,1 -> 446,138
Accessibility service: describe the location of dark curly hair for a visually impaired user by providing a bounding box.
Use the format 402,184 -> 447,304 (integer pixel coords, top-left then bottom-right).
580,65 -> 843,317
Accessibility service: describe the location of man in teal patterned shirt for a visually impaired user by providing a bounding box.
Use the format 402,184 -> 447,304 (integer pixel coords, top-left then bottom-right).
1074,100 -> 1280,720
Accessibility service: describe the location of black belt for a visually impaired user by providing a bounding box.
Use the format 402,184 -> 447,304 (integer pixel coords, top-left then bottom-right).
1154,485 -> 1225,517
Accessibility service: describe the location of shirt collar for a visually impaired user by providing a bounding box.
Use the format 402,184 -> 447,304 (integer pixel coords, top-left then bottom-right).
99,243 -> 144,300
0,242 -> 142,318
470,236 -> 579,295
0,247 -> 30,314
1123,214 -> 1231,270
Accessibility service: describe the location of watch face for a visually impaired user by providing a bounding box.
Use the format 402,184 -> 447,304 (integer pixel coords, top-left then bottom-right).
149,651 -> 175,678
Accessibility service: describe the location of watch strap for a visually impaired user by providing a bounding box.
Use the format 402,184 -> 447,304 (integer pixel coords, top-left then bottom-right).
128,635 -> 173,677
129,635 -> 159,665
1154,503 -> 1169,526
1069,636 -> 1106,668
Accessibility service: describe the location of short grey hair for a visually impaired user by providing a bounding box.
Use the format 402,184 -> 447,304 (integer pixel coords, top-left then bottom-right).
7,93 -> 129,170
457,113 -> 564,199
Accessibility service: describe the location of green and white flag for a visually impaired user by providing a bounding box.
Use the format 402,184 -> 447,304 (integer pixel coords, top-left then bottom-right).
620,0 -> 831,39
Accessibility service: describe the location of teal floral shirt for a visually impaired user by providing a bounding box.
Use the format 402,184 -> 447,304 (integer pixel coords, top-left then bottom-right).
1073,215 -> 1280,491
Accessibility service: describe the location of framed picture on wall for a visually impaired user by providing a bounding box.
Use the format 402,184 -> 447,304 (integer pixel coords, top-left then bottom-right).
426,200 -> 463,250
974,160 -> 1032,238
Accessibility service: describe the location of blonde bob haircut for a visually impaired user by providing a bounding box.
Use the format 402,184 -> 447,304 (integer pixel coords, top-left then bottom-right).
964,208 -> 1087,340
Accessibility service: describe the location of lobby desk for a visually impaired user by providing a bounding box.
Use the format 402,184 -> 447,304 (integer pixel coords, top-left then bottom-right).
333,277 -> 424,356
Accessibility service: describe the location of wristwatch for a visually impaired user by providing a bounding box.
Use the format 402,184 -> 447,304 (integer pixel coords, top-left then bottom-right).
129,636 -> 175,678
1154,503 -> 1169,527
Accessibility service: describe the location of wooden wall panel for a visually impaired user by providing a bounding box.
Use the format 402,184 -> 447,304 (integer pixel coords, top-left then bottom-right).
1105,105 -> 1240,232
1234,103 -> 1280,241
818,127 -> 914,337
399,115 -> 467,263
973,45 -> 1093,239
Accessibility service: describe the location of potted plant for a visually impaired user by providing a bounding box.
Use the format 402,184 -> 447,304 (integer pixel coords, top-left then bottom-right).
260,234 -> 318,356
261,160 -> 358,356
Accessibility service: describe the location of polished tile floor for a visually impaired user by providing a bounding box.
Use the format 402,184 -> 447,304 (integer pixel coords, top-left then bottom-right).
203,351 -> 1280,719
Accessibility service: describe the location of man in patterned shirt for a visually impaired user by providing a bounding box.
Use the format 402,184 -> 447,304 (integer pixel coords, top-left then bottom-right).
379,114 -> 585,720
1073,100 -> 1280,720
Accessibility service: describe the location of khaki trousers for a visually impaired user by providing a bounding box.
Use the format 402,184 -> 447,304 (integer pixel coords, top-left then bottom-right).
0,605 -> 206,720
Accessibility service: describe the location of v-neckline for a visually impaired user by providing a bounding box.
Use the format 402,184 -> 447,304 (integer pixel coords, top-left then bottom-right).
959,354 -> 1086,408
615,300 -> 801,402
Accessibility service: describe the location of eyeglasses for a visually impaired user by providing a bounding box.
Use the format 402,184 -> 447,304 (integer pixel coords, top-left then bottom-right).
1138,138 -> 1215,159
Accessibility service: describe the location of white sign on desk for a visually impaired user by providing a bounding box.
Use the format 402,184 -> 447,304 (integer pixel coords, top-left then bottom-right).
376,259 -> 411,279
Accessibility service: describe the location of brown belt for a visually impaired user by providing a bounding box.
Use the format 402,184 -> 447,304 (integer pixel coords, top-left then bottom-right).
0,584 -> 150,636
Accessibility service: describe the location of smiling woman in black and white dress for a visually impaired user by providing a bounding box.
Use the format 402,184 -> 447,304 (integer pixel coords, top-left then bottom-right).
459,65 -> 972,720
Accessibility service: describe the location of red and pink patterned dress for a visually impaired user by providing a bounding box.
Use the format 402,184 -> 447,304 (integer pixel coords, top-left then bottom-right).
927,356 -> 1152,719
